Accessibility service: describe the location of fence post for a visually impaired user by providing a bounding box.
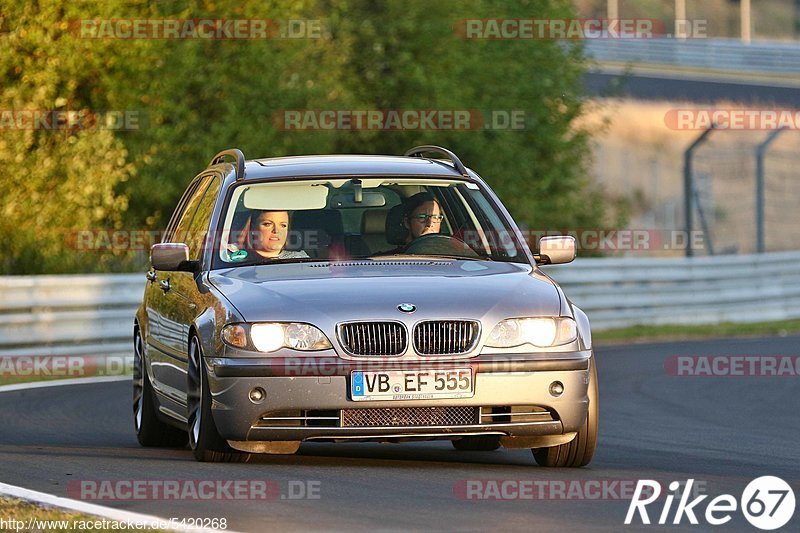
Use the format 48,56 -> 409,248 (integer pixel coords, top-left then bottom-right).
683,125 -> 716,257
755,127 -> 787,254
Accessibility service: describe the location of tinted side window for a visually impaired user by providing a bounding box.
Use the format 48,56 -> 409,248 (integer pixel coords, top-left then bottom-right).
164,179 -> 200,242
169,176 -> 212,244
185,178 -> 221,260
460,185 -> 521,259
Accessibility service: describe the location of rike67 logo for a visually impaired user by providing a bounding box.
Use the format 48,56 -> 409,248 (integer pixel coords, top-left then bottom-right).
626,477 -> 795,530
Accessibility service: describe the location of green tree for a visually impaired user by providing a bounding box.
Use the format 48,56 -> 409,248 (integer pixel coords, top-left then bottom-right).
1,0 -> 612,273
118,0 -> 332,228
0,1 -> 135,273
296,0 -> 608,230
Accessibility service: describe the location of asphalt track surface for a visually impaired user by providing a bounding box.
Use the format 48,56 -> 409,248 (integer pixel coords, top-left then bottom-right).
1,336 -> 798,532
585,72 -> 800,107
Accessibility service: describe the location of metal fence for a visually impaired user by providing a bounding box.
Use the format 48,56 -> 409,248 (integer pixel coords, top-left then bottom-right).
547,250 -> 800,329
0,273 -> 142,358
2,251 -> 800,357
592,122 -> 800,257
687,128 -> 800,256
584,38 -> 800,76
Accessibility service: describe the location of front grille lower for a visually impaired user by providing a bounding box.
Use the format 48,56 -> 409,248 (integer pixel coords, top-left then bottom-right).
341,407 -> 478,427
413,320 -> 480,355
255,410 -> 339,428
338,321 -> 407,356
479,405 -> 556,423
252,406 -> 554,431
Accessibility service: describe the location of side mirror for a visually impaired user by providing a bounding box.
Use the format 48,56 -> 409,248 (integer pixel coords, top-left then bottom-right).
536,236 -> 576,265
151,243 -> 192,271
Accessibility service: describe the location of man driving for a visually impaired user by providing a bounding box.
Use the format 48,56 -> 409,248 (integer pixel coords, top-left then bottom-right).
403,192 -> 444,243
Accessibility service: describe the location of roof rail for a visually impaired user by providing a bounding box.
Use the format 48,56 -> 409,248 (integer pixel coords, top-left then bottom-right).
208,148 -> 246,180
404,145 -> 469,177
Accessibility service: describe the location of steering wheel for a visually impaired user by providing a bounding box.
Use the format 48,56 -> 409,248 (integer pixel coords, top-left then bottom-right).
403,234 -> 480,258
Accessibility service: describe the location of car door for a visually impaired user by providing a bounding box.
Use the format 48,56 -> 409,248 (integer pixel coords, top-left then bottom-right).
158,174 -> 221,405
144,179 -> 202,347
148,175 -> 213,405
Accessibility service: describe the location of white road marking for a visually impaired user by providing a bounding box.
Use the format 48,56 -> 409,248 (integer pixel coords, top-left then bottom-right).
0,375 -> 131,394
0,481 -> 236,532
0,376 -> 238,532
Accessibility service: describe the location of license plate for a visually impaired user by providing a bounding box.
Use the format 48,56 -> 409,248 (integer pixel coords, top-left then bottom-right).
350,369 -> 474,401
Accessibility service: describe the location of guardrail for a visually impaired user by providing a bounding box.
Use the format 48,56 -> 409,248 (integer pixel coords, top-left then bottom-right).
2,250 -> 800,357
584,38 -> 800,76
0,274 -> 142,359
547,250 -> 800,330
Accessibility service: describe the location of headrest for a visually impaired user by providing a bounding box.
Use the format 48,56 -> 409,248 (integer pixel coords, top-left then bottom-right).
385,204 -> 408,245
291,209 -> 344,236
362,209 -> 388,234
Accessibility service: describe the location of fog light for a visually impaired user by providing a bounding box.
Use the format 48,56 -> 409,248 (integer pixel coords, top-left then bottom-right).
249,387 -> 266,403
549,381 -> 564,397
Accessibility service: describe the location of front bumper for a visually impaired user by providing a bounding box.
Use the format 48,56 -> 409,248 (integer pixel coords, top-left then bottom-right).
206,351 -> 592,445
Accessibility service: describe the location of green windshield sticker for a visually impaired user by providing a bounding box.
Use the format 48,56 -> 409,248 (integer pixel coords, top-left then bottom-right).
230,250 -> 248,262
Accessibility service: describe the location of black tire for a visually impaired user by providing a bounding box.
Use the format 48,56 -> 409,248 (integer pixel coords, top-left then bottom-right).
532,355 -> 598,468
187,335 -> 250,463
451,436 -> 502,451
133,327 -> 188,447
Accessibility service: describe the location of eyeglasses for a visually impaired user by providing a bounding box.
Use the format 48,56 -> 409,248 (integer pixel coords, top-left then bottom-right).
410,214 -> 444,223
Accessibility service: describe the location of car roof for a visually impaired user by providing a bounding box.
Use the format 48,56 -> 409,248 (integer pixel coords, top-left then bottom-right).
236,154 -> 477,180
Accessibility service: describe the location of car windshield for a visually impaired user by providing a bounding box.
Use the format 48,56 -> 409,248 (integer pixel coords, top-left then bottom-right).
212,177 -> 529,268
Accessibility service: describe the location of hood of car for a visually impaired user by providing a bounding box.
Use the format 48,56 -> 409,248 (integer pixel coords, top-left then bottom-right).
209,260 -> 562,326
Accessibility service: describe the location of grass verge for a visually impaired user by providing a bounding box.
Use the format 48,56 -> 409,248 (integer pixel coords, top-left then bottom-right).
0,355 -> 132,387
0,373 -> 131,388
0,497 -> 168,532
594,319 -> 800,345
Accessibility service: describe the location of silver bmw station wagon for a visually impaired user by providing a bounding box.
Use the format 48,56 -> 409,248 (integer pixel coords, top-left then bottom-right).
134,146 -> 598,466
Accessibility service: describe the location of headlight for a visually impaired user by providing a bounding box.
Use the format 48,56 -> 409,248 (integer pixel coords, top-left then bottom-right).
250,323 -> 286,352
485,317 -> 577,348
222,323 -> 332,353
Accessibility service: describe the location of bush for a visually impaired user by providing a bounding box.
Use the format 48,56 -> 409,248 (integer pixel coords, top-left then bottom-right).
0,0 -> 609,274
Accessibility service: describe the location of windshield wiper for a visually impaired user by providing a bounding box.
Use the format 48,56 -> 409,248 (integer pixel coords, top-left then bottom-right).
249,257 -> 326,265
366,253 -> 493,262
241,255 -> 502,265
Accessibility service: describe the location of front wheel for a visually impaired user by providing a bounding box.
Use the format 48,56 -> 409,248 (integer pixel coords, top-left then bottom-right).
187,336 -> 250,463
133,327 -> 187,448
532,356 -> 598,467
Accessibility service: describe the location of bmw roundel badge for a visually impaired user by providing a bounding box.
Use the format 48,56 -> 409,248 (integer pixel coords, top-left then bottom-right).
398,303 -> 416,313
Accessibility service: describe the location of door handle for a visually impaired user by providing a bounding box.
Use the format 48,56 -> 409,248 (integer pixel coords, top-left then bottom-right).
146,270 -> 157,282
159,279 -> 171,292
